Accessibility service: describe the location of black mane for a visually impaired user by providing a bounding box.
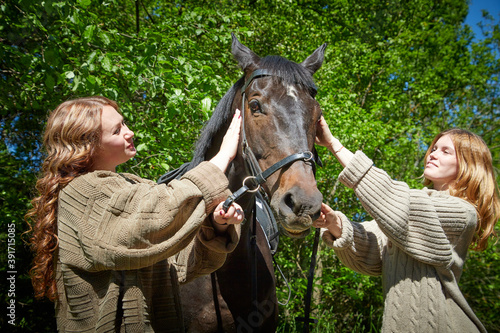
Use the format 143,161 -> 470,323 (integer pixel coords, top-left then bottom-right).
189,54 -> 316,168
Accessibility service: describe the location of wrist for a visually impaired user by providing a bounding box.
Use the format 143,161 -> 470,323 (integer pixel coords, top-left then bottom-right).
214,219 -> 228,226
330,227 -> 342,239
209,154 -> 231,173
328,138 -> 343,154
210,213 -> 229,235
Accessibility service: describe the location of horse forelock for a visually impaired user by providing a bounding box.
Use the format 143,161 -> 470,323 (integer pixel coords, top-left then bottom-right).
258,55 -> 315,92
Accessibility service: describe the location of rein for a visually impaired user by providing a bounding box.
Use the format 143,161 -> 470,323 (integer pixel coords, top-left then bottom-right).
221,151 -> 314,211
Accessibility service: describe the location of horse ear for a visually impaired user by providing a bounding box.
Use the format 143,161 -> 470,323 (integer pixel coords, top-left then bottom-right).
301,43 -> 327,75
231,32 -> 260,71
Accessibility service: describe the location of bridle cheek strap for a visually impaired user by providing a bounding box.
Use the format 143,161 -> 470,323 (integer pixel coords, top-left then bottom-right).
224,69 -> 320,212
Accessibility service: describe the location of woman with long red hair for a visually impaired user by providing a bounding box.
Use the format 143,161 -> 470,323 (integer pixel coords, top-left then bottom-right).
314,117 -> 499,333
26,96 -> 244,332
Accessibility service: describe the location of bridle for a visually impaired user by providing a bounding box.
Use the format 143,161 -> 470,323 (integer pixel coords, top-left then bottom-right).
215,69 -> 322,333
222,68 -> 320,212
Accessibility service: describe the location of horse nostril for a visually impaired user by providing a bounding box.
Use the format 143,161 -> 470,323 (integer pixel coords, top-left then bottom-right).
276,185 -> 323,228
283,192 -> 296,214
281,189 -> 321,220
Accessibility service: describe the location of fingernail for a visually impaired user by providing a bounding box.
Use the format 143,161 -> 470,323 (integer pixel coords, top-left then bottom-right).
220,211 -> 224,215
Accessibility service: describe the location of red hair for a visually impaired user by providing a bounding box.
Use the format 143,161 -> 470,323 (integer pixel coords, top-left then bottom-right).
25,96 -> 118,301
424,129 -> 500,250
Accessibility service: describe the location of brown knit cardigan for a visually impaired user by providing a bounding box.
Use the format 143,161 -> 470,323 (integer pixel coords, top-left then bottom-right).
55,161 -> 240,332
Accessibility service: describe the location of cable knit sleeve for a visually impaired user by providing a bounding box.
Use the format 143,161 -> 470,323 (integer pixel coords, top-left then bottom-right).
337,151 -> 476,268
322,212 -> 387,276
57,161 -> 240,274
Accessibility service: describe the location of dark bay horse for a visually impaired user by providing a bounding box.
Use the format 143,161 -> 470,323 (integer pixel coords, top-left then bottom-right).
177,34 -> 326,332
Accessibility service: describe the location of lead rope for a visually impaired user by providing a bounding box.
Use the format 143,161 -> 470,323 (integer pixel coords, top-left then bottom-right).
250,198 -> 259,333
295,227 -> 321,333
210,272 -> 224,333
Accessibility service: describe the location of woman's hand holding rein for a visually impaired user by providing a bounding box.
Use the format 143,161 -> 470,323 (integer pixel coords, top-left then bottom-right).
211,201 -> 244,234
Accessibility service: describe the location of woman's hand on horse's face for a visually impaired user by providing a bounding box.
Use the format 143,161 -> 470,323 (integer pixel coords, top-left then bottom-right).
210,109 -> 242,173
212,201 -> 245,231
315,116 -> 337,149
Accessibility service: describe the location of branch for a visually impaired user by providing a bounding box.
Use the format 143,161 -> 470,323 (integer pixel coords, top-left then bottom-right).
360,69 -> 384,108
129,153 -> 164,173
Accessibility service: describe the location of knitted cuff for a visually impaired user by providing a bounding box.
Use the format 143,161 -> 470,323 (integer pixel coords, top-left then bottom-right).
181,161 -> 230,213
198,223 -> 241,253
338,151 -> 373,189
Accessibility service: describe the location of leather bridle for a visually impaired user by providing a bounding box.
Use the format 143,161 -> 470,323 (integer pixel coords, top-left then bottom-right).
222,68 -> 320,211
215,69 -> 322,333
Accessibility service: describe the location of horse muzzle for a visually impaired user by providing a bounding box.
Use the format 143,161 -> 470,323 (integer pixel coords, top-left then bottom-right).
271,184 -> 323,239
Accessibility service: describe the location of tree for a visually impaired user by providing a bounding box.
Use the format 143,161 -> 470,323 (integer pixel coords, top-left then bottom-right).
1,0 -> 498,331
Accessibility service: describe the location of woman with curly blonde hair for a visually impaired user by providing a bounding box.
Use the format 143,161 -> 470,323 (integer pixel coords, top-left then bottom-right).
26,96 -> 244,332
314,118 -> 499,333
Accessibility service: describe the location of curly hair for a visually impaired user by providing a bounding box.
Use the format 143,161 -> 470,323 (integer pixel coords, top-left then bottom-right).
25,96 -> 119,301
423,129 -> 500,251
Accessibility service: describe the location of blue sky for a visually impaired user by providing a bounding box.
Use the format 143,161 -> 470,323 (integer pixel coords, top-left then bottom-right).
464,0 -> 500,39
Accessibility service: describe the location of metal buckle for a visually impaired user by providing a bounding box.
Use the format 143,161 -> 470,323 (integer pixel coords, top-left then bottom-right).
303,151 -> 313,162
243,176 -> 261,193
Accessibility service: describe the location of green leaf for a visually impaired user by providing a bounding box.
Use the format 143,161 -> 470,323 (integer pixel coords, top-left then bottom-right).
136,143 -> 148,152
99,31 -> 111,45
78,0 -> 92,8
200,97 -> 212,114
87,50 -> 98,64
102,55 -> 112,71
83,25 -> 95,39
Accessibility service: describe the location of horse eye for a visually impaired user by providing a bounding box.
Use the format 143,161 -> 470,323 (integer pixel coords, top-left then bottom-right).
248,100 -> 262,113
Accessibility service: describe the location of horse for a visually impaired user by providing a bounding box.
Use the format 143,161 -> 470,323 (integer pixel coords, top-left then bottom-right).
164,33 -> 326,332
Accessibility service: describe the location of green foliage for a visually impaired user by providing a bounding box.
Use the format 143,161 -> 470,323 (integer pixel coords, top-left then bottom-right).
0,140 -> 56,331
1,0 -> 499,332
460,226 -> 500,332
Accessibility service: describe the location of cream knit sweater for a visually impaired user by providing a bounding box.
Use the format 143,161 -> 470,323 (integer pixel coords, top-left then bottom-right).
322,151 -> 486,333
55,161 -> 240,332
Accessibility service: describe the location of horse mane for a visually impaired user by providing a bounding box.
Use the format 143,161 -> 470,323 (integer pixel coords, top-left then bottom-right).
189,77 -> 244,168
189,54 -> 316,168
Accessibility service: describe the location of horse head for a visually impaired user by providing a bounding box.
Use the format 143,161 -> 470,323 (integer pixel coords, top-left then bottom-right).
180,35 -> 328,332
229,34 -> 326,239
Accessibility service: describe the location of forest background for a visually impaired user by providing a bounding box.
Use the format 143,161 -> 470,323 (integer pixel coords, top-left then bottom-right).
1,0 -> 499,332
